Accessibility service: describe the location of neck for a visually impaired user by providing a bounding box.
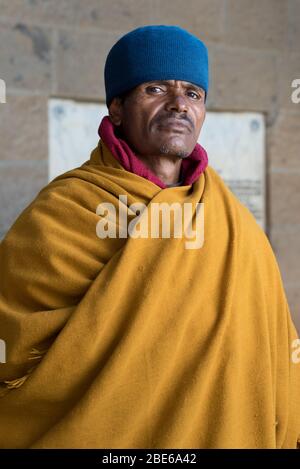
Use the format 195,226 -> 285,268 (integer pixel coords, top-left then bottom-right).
135,154 -> 182,185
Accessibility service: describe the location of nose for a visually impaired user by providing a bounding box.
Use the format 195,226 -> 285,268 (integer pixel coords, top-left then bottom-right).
165,91 -> 188,114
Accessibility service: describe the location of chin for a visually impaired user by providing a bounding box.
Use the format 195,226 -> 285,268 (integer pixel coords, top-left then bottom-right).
158,143 -> 190,159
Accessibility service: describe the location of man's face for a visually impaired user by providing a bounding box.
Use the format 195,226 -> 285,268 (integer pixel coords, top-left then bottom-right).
109,80 -> 206,159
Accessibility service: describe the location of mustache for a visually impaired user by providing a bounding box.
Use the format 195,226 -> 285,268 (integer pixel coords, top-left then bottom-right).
154,112 -> 194,130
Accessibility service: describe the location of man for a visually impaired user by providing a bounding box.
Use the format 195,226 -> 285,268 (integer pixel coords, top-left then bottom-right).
0,25 -> 299,449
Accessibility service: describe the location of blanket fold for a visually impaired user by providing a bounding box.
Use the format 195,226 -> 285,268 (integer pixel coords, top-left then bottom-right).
0,140 -> 299,448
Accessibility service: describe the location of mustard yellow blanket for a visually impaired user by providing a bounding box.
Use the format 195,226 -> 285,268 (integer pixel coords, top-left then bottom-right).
0,141 -> 299,448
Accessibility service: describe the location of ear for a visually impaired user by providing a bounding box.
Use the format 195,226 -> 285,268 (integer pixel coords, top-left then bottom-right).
108,97 -> 123,126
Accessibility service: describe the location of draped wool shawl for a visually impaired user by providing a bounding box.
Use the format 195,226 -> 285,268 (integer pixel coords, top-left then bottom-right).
0,140 -> 299,449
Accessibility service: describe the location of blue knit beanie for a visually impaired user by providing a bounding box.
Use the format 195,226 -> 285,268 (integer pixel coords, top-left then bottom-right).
104,25 -> 209,108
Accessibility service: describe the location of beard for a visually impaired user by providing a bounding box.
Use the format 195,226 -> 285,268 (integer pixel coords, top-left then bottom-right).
158,143 -> 190,159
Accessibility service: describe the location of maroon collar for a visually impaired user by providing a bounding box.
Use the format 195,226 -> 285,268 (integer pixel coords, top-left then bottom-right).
98,116 -> 208,189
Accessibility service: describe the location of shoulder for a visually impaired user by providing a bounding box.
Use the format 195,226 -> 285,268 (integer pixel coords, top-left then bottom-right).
204,164 -> 279,270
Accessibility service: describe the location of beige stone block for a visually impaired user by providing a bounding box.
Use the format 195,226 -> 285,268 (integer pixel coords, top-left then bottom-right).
267,111 -> 300,170
0,0 -> 156,31
76,0 -> 156,31
277,52 -> 300,112
270,227 -> 300,286
0,21 -> 51,92
0,95 -> 48,161
0,162 -> 48,238
0,0 -> 222,43
54,29 -> 122,101
207,44 -> 277,112
224,0 -> 288,50
0,0 -> 76,27
152,0 -> 223,42
269,172 -> 300,227
288,0 -> 300,51
285,284 -> 300,334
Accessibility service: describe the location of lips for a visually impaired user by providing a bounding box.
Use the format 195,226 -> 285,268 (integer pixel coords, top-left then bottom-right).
158,118 -> 191,132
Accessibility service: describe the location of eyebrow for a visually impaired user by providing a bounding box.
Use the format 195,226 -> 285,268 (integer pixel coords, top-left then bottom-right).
148,80 -> 205,94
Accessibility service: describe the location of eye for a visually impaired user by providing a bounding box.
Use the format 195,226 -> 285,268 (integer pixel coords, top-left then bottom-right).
187,90 -> 201,100
146,86 -> 164,94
